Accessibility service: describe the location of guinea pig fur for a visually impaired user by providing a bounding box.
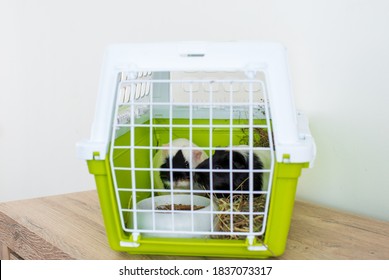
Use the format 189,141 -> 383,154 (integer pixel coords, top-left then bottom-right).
153,138 -> 208,190
194,149 -> 264,197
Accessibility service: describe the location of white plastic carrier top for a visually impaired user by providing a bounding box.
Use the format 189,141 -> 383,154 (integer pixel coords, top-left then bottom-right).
77,41 -> 316,166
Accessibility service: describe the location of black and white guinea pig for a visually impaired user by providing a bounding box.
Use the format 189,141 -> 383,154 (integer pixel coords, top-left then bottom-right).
194,148 -> 265,197
153,138 -> 208,190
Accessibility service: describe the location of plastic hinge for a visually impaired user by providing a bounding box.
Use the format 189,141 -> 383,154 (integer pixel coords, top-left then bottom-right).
120,241 -> 140,248
246,236 -> 267,251
120,233 -> 141,248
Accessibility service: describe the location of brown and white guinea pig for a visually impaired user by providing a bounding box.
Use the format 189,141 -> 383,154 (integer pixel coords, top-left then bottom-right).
153,138 -> 208,190
194,147 -> 270,197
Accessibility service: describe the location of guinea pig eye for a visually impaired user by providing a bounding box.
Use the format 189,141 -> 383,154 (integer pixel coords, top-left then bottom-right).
185,161 -> 189,168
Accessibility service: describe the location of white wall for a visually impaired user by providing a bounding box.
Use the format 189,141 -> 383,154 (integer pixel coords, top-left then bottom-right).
1,0 -> 388,221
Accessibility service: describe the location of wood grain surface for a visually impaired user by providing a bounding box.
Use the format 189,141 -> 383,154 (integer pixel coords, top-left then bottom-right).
1,190 -> 388,260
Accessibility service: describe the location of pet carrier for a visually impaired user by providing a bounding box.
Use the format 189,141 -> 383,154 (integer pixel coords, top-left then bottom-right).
77,41 -> 316,258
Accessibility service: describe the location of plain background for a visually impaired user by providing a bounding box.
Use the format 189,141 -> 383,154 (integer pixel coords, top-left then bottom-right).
1,0 -> 388,222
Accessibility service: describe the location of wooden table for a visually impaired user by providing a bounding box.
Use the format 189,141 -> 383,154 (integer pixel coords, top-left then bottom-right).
1,190 -> 388,260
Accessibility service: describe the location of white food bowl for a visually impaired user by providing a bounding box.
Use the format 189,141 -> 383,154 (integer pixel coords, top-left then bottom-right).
130,195 -> 217,238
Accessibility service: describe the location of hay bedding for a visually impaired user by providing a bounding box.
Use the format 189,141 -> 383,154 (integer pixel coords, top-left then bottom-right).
213,194 -> 266,240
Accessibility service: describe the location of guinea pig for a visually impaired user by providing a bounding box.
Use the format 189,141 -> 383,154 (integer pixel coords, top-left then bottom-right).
153,138 -> 208,190
194,148 -> 265,197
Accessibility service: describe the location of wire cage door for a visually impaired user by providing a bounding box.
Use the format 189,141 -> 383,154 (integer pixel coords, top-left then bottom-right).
108,70 -> 275,244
